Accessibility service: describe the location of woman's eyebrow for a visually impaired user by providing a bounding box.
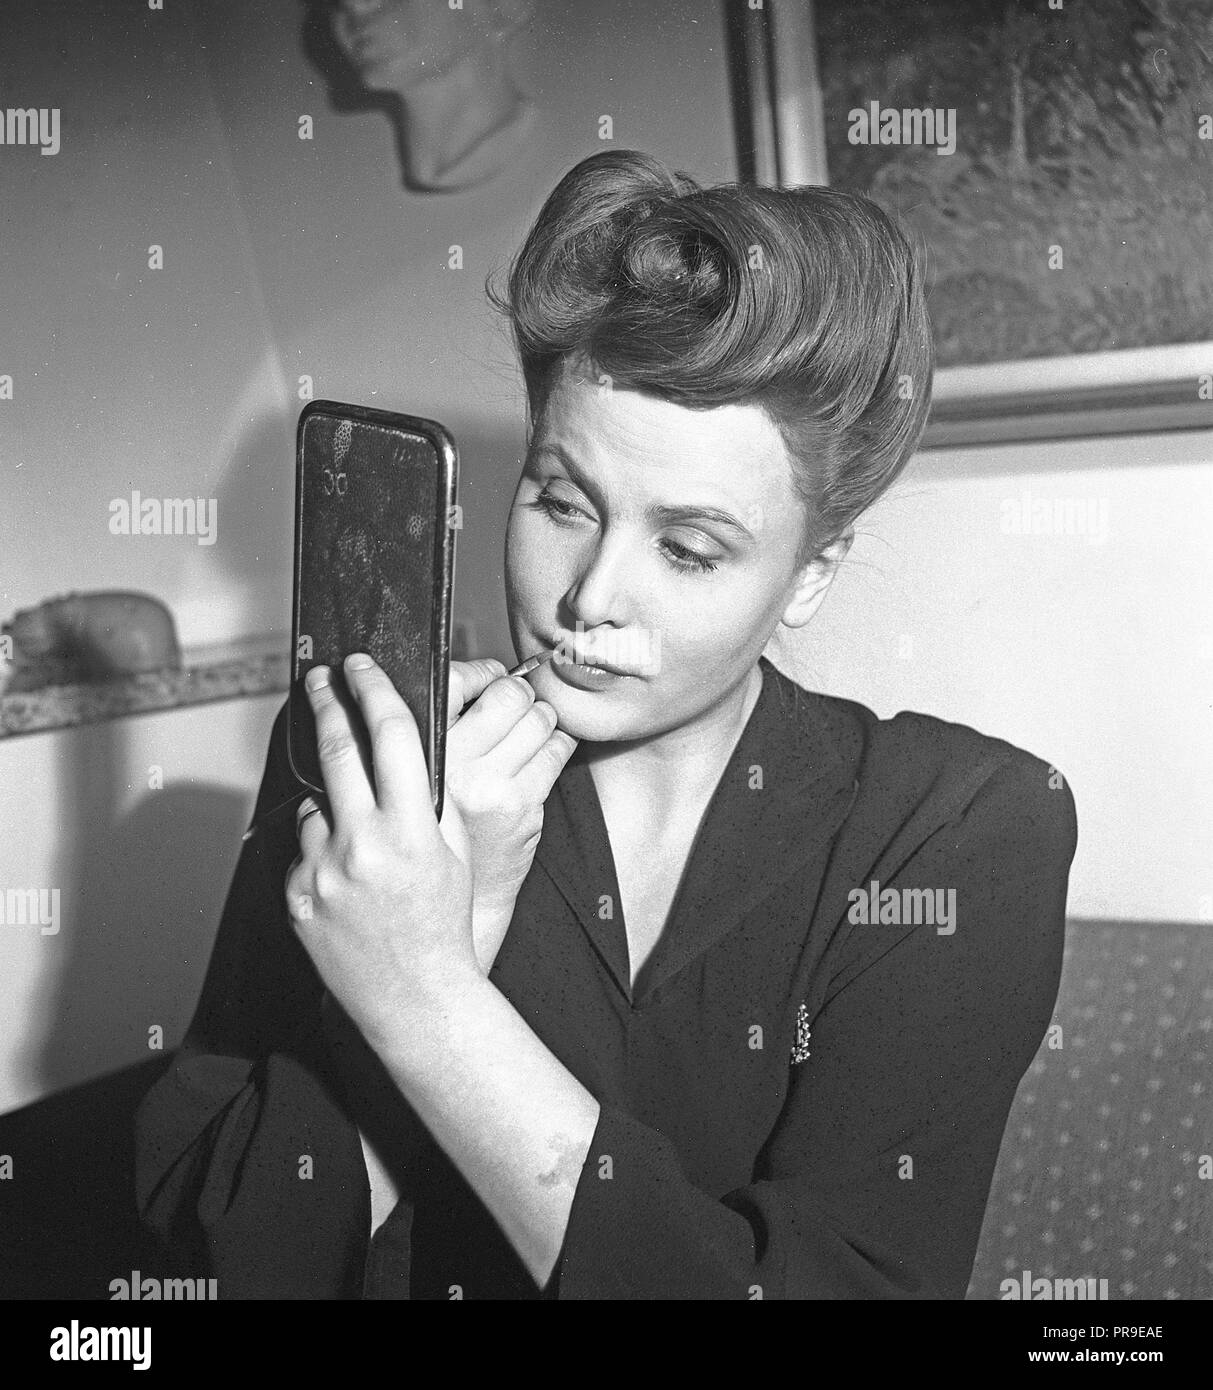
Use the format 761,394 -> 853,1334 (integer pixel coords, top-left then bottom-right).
528,442 -> 755,542
646,502 -> 755,542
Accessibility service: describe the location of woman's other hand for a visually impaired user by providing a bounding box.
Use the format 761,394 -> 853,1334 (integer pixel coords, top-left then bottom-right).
286,656 -> 479,1052
443,659 -> 579,972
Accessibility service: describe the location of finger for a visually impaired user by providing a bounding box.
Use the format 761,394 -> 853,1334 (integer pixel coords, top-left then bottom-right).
446,674 -> 537,760
446,659 -> 507,727
341,653 -> 434,827
295,794 -> 330,851
515,728 -> 580,802
478,699 -> 559,777
306,666 -> 377,824
284,853 -> 315,926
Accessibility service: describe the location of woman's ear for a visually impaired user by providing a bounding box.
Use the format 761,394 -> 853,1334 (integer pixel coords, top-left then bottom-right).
779,528 -> 854,631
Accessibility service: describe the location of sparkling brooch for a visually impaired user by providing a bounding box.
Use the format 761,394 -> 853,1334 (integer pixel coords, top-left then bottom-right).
790,1001 -> 812,1064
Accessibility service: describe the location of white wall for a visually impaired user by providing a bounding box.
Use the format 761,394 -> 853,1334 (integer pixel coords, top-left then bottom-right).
0,694 -> 281,1113
780,428 -> 1213,927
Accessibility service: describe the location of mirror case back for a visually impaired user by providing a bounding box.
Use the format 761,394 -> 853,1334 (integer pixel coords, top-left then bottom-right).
289,400 -> 457,820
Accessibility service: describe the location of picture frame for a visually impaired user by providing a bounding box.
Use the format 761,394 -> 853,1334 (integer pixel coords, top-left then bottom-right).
736,0 -> 1213,448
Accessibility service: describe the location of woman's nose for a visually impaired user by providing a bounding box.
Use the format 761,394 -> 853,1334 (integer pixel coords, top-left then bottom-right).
562,535 -> 634,632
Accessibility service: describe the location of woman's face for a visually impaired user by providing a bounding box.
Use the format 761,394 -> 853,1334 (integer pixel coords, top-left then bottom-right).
504,356 -> 823,745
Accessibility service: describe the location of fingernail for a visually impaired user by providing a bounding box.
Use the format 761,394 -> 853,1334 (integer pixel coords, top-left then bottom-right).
306,667 -> 329,691
346,653 -> 374,670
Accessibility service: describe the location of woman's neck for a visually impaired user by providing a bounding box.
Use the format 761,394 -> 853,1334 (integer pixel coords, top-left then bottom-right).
584,661 -> 764,836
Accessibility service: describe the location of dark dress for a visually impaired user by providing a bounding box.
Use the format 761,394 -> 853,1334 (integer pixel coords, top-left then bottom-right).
134,654 -> 1078,1298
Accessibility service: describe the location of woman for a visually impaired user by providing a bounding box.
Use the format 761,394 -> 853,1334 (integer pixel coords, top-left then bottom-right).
135,149 -> 1078,1299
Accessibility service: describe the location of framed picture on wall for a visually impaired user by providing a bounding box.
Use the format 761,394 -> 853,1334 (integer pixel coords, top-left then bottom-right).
740,0 -> 1213,446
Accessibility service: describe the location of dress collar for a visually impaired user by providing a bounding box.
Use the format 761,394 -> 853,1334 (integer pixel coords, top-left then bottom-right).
533,654 -> 858,1003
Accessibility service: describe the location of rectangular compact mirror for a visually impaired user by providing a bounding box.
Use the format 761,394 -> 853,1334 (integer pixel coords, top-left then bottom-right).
289,400 -> 457,819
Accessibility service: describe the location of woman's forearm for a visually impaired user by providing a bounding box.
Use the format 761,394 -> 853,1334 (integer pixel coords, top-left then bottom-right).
370,969 -> 601,1288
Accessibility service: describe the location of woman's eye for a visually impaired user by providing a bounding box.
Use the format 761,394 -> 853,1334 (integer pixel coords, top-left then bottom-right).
661,539 -> 719,574
525,490 -> 583,524
526,490 -> 718,574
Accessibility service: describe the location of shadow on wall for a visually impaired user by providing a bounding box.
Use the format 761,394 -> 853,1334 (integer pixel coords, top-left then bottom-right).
29,721 -> 247,1095
19,394 -> 294,1094
197,393 -> 298,604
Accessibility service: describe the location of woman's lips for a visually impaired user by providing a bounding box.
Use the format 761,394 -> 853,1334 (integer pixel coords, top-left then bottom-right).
549,657 -> 627,691
546,635 -> 635,677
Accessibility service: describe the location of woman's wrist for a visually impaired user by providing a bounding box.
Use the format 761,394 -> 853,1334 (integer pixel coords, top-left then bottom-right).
367,966 -> 500,1085
471,889 -> 522,973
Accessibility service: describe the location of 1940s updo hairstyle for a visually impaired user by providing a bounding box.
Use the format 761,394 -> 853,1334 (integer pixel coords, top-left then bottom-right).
487,149 -> 934,566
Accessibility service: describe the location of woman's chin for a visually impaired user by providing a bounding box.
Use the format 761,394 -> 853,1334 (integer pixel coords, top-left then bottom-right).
533,671 -> 639,744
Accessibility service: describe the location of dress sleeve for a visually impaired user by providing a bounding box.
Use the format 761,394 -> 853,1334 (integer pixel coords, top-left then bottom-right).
134,698 -> 367,1293
552,758 -> 1078,1299
181,696 -> 325,1059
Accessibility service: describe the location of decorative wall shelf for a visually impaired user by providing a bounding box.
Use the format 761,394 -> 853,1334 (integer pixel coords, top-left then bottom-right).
0,636 -> 290,739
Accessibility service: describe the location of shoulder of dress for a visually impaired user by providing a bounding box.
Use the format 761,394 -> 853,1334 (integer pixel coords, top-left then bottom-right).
766,663 -> 1073,837
854,705 -> 1077,864
884,706 -> 1057,778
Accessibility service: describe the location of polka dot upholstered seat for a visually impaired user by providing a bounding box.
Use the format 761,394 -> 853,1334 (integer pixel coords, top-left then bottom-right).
966,922 -> 1212,1299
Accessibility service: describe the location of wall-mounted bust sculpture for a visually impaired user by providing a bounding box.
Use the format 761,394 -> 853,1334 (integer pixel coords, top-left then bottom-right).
330,0 -> 538,192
